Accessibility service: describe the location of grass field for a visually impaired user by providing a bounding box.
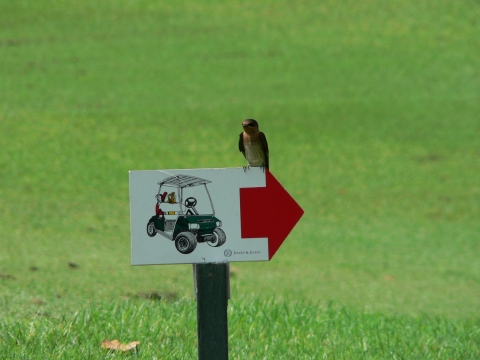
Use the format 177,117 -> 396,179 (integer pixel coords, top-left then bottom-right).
1,297 -> 479,359
1,0 -> 480,357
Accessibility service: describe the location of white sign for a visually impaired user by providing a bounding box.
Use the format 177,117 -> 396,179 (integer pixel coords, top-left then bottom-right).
129,167 -> 303,265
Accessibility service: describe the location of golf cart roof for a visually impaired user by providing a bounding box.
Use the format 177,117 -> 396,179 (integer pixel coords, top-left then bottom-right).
158,175 -> 212,188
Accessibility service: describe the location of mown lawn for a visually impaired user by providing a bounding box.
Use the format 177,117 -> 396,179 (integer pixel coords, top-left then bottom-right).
1,297 -> 479,359
1,0 -> 479,357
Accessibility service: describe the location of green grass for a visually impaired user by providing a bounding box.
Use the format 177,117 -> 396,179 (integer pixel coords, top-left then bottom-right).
1,0 -> 480,357
1,297 -> 479,359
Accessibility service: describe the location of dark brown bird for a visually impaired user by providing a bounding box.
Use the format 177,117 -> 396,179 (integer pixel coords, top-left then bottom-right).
238,119 -> 269,170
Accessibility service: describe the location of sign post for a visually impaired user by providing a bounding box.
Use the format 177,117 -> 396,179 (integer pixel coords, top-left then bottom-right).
129,167 -> 303,358
194,263 -> 229,360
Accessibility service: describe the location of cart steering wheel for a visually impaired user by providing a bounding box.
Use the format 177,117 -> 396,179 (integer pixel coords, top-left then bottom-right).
184,197 -> 197,208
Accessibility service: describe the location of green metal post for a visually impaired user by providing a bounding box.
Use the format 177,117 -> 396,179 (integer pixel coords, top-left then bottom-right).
194,263 -> 229,360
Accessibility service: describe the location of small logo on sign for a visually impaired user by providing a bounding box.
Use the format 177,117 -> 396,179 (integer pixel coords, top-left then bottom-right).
224,249 -> 232,257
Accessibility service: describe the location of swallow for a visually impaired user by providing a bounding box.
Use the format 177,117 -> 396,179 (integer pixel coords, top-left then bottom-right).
238,119 -> 269,171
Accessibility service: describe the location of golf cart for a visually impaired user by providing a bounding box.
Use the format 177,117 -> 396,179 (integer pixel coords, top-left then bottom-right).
146,174 -> 226,254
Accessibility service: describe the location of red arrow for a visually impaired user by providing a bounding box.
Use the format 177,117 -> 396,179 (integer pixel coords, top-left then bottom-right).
240,170 -> 304,260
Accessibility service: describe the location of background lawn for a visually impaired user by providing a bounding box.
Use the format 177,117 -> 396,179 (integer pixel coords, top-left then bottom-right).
1,0 -> 480,357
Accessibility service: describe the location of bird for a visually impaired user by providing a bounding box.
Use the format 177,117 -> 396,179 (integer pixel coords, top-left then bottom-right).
238,119 -> 269,171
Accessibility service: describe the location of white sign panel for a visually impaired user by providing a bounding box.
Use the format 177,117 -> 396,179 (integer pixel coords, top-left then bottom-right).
130,167 -> 268,265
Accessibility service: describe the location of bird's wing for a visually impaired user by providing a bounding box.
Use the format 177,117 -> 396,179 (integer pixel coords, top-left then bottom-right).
259,132 -> 269,169
238,132 -> 246,158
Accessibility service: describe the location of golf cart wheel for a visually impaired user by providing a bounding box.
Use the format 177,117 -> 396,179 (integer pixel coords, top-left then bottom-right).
146,221 -> 157,237
175,232 -> 197,254
207,228 -> 226,247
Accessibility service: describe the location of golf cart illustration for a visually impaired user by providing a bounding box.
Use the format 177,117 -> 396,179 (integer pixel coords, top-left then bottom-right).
146,174 -> 226,254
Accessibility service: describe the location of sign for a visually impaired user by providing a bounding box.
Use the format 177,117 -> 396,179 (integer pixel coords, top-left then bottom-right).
129,167 -> 303,265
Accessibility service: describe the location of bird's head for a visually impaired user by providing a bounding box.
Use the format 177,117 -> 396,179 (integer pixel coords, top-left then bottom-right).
242,119 -> 259,134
